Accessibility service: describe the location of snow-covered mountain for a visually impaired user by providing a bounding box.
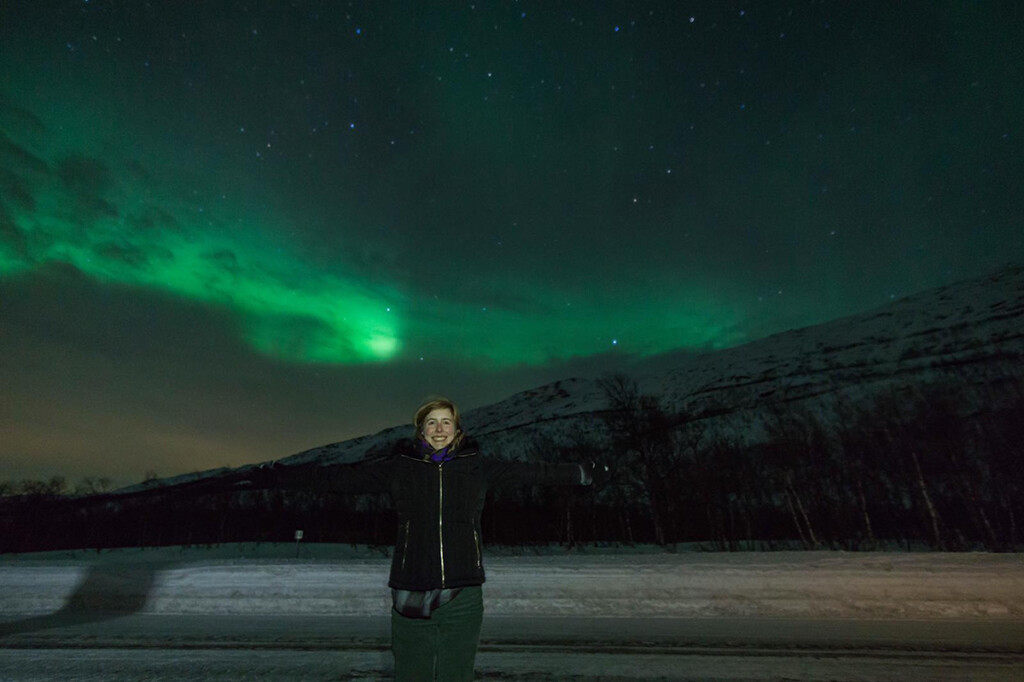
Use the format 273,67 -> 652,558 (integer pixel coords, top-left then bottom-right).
132,263 -> 1024,492
644,263 -> 1024,439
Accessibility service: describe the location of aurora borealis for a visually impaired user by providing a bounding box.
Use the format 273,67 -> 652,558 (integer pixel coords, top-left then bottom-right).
2,2 -> 1022,484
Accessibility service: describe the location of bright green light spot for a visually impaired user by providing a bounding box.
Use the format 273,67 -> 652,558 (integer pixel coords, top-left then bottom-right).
367,332 -> 400,359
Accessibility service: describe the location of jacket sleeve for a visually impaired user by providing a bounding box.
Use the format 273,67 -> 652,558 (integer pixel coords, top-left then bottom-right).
270,457 -> 392,495
483,458 -> 588,489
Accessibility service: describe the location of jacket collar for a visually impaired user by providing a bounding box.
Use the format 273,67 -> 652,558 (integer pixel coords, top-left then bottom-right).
395,437 -> 479,462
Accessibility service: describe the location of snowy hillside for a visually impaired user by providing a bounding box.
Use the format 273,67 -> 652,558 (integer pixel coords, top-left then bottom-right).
646,264 -> 1024,433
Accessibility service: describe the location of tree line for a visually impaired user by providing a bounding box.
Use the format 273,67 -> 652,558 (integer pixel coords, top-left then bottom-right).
2,375 -> 1021,553
573,374 -> 1022,552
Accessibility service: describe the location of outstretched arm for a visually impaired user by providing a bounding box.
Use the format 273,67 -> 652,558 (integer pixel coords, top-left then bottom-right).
234,457 -> 392,495
485,459 -> 590,489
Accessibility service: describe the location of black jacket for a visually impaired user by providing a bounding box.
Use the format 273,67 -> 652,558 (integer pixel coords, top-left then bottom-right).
277,437 -> 586,590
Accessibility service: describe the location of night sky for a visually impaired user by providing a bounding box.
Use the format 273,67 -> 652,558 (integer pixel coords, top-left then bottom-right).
2,2 -> 1021,485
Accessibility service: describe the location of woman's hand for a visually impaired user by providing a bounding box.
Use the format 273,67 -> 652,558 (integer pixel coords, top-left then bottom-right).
584,461 -> 612,487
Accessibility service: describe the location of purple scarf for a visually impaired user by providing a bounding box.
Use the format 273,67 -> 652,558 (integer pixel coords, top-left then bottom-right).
421,440 -> 455,463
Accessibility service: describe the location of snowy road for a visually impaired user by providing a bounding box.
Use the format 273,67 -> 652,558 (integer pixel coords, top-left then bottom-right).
2,614 -> 1023,680
2,546 -> 1022,679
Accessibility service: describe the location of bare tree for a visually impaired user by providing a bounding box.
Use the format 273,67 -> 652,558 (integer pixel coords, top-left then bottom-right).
599,373 -> 681,545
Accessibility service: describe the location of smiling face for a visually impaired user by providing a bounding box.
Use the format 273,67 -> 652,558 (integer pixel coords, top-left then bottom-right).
421,407 -> 457,451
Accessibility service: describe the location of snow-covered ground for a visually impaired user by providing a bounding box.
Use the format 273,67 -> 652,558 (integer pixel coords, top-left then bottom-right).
2,544 -> 1021,620
2,545 -> 1023,680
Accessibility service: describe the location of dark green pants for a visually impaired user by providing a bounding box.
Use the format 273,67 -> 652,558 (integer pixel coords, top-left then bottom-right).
391,586 -> 483,682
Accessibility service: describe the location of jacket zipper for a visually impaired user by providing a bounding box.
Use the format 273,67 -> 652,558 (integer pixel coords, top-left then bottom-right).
438,462 -> 445,587
473,529 -> 482,570
400,521 -> 410,571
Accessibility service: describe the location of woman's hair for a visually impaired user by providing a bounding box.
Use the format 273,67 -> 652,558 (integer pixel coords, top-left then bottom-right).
413,396 -> 464,448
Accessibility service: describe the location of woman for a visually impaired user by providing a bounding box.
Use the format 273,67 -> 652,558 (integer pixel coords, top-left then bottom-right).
254,397 -> 595,681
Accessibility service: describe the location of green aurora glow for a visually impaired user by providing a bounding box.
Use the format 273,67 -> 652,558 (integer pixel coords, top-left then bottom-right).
1,1 -> 1021,370
0,82 -> 744,367
0,114 -> 741,365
